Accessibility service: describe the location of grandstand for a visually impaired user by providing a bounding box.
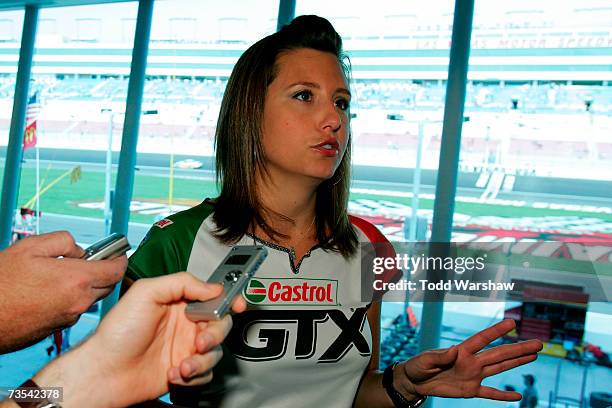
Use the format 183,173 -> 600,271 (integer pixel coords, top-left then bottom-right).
0,1 -> 609,182
0,1 -> 608,185
0,1 -> 607,80
1,77 -> 610,183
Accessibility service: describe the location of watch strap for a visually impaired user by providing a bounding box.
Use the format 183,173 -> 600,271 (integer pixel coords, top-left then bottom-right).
382,361 -> 427,408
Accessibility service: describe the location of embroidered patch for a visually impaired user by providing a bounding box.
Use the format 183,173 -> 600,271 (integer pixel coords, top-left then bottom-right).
153,219 -> 173,229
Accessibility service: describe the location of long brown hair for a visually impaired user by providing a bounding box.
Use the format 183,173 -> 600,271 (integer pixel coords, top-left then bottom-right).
213,15 -> 358,258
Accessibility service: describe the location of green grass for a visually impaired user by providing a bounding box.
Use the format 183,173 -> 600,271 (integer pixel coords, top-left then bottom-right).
11,166 -> 218,224
3,166 -> 610,226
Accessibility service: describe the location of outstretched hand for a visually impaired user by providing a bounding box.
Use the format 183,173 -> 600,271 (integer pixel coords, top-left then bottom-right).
399,319 -> 543,401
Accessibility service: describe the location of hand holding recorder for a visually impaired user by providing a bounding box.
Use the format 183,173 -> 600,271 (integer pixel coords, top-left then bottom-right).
0,273 -> 246,408
0,231 -> 128,354
21,273 -> 247,408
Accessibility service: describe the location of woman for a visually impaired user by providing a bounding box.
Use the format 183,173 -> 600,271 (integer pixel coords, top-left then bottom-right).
125,15 -> 542,407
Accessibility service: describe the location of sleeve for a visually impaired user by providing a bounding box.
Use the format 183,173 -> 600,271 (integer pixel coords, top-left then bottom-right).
126,225 -> 185,281
349,215 -> 402,301
127,202 -> 214,281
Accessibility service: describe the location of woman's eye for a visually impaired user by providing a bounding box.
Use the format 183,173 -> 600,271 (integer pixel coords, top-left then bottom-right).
335,98 -> 350,111
293,90 -> 313,102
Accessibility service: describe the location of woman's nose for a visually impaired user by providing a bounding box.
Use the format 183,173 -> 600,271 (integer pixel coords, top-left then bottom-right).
320,104 -> 342,133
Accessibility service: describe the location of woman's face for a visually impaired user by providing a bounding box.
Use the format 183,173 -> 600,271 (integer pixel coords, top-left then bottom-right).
261,48 -> 350,185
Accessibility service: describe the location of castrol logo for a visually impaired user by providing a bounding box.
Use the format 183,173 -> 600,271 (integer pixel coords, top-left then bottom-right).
244,278 -> 338,305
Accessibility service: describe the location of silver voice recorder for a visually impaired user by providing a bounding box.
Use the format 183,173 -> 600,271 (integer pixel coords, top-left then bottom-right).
81,233 -> 131,261
185,245 -> 268,321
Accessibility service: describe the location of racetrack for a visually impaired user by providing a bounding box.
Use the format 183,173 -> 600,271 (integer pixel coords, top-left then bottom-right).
3,146 -> 612,245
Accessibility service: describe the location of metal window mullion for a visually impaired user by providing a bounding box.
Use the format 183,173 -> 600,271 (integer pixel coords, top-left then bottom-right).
0,6 -> 39,250
276,0 -> 296,32
418,2 -> 474,407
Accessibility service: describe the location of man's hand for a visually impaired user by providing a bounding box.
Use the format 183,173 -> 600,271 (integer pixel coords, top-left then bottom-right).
33,272 -> 247,408
0,231 -> 127,354
396,320 -> 543,402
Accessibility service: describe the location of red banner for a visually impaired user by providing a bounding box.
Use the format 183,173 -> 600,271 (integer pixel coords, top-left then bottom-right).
23,122 -> 37,151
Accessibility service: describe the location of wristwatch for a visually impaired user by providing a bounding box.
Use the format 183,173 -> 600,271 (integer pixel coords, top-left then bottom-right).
382,362 -> 427,408
11,379 -> 62,408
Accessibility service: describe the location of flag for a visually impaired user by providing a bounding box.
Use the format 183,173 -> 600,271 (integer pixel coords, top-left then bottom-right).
70,166 -> 82,184
23,92 -> 40,151
406,306 -> 419,328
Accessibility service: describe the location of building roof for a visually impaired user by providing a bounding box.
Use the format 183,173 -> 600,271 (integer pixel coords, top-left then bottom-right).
0,0 -> 130,12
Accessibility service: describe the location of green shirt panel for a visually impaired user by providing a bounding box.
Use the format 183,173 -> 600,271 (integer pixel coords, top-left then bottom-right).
126,201 -> 215,280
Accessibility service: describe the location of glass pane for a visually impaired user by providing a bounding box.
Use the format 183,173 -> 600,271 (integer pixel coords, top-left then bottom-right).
458,1 -> 612,404
297,0 -> 454,175
127,0 -> 278,233
20,2 -> 139,245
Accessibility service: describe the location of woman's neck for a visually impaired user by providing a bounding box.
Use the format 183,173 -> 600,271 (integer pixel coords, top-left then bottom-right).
255,174 -> 326,267
256,170 -> 318,230
254,171 -> 321,264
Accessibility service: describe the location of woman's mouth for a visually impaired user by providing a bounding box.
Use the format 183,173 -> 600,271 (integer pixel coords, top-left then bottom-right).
312,140 -> 340,157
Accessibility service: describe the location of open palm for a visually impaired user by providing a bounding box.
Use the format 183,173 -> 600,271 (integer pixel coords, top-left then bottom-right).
402,320 -> 542,401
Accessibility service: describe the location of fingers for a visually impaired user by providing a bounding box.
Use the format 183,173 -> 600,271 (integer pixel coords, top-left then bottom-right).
461,319 -> 516,354
482,354 -> 538,378
403,346 -> 458,381
90,256 -> 128,287
61,255 -> 127,288
27,231 -> 84,258
230,295 -> 247,314
478,339 -> 543,367
167,315 -> 233,386
92,285 -> 117,302
425,345 -> 458,368
168,345 -> 223,386
477,386 -> 522,401
195,315 -> 233,353
130,272 -> 223,306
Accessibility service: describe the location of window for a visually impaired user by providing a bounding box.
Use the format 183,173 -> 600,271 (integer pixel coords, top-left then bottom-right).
121,18 -> 136,43
462,1 -> 612,390
25,2 -> 138,242
132,0 -> 279,228
170,17 -> 197,43
0,17 -> 17,42
76,18 -> 102,42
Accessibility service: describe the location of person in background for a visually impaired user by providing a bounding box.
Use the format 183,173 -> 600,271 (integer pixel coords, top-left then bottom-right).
520,374 -> 539,408
0,273 -> 246,408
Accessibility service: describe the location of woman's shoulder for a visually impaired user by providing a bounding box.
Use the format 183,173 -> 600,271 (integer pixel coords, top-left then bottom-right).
126,200 -> 216,280
148,199 -> 215,238
347,214 -> 396,258
348,214 -> 389,244
167,198 -> 215,223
